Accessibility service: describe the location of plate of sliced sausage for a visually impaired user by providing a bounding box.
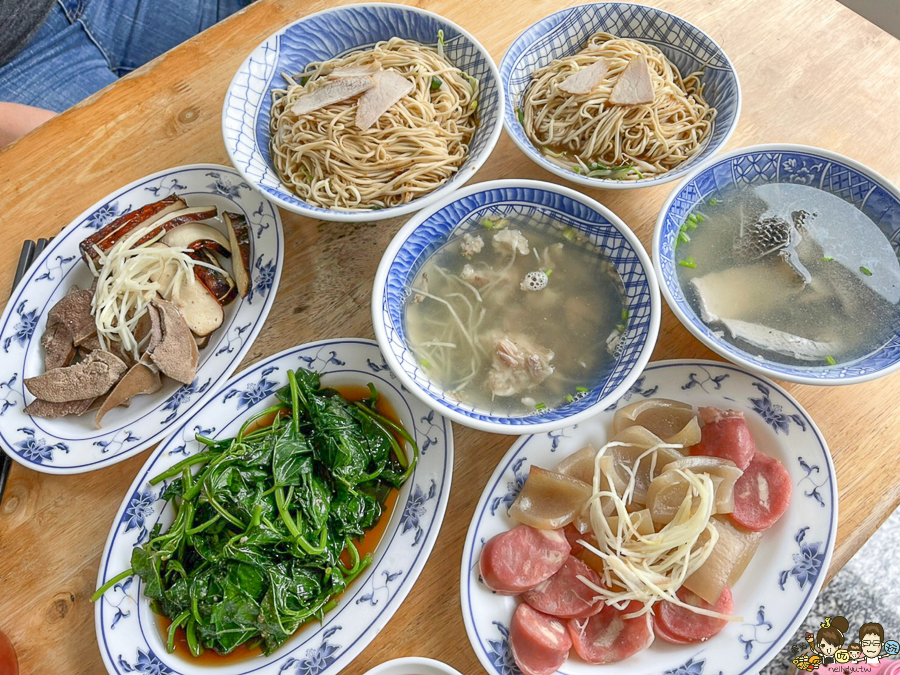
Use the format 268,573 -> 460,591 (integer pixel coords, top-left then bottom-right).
461,359 -> 836,675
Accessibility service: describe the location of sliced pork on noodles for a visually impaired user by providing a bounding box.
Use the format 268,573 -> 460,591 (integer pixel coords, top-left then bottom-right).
270,36 -> 478,210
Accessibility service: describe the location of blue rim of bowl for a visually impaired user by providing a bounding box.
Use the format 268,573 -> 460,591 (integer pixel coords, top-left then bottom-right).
221,2 -> 504,223
372,178 -> 661,434
498,2 -> 742,190
653,142 -> 900,385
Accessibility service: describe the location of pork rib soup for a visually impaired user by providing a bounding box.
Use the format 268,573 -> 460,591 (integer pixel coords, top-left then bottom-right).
405,214 -> 627,415
675,182 -> 900,366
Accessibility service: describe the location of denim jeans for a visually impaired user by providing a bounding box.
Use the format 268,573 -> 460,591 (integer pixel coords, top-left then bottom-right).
0,0 -> 250,112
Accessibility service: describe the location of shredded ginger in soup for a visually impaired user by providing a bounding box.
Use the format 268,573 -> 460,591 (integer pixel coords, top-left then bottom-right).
675,182 -> 900,366
405,213 -> 627,415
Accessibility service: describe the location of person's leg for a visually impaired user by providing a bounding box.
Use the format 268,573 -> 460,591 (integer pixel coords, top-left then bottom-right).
0,0 -> 116,112
80,0 -> 251,76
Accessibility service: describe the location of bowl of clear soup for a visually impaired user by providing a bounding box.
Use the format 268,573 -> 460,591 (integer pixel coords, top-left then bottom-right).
654,143 -> 900,384
372,179 -> 661,434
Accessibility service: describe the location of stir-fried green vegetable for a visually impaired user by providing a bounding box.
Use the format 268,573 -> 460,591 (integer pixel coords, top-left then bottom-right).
92,368 -> 417,657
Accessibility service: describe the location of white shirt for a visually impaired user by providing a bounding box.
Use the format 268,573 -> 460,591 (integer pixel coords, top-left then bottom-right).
866,657 -> 881,664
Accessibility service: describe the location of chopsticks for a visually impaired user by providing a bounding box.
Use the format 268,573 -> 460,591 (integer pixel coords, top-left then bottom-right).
0,238 -> 50,505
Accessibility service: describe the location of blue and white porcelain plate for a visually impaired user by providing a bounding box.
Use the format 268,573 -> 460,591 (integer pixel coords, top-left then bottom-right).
461,359 -> 836,675
0,164 -> 283,474
94,338 -> 453,675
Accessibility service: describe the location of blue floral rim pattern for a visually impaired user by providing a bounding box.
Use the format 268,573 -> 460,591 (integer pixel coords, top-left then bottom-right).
499,2 -> 740,188
657,146 -> 900,382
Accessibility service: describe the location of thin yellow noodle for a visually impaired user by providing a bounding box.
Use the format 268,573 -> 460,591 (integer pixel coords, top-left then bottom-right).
520,32 -> 715,180
270,37 -> 478,210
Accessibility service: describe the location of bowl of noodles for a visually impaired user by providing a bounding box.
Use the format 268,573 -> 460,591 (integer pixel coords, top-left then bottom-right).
499,3 -> 741,189
222,3 -> 503,222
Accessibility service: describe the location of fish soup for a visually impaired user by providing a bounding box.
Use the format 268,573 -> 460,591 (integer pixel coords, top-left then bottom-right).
404,213 -> 626,415
675,182 -> 900,366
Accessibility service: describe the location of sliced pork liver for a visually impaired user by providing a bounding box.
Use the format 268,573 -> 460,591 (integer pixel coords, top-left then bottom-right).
24,397 -> 95,418
46,286 -> 95,345
148,299 -> 198,385
41,322 -> 74,371
25,350 -> 127,402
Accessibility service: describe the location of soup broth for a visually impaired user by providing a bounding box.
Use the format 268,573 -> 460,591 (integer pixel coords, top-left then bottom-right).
405,213 -> 627,415
675,182 -> 900,366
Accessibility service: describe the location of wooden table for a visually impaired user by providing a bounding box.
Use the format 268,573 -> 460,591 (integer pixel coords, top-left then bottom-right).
1,0 -> 899,672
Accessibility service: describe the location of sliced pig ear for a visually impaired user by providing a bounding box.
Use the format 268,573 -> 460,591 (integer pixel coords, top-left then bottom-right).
609,55 -> 654,105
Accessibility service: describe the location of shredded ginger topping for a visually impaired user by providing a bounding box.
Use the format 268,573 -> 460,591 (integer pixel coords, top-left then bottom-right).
89,223 -> 224,359
577,440 -> 740,622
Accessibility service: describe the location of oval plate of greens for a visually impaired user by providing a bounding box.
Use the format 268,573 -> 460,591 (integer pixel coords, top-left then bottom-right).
93,338 -> 453,675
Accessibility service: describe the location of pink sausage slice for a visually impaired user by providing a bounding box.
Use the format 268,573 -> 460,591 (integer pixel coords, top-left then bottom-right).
524,555 -> 605,619
690,407 -> 755,470
480,525 -> 571,594
567,601 -> 654,664
657,586 -> 733,643
652,611 -> 698,645
510,603 -> 572,675
730,450 -> 792,531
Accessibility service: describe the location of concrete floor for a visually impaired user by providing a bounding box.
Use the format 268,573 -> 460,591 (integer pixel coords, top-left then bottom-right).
839,0 -> 900,38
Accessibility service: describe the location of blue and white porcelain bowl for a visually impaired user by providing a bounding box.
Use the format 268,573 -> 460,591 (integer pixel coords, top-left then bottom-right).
499,3 -> 741,190
222,3 -> 503,223
654,143 -> 900,385
372,179 -> 661,435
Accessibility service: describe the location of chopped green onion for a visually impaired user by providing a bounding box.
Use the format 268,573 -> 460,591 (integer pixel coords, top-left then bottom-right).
694,212 -> 706,222
678,230 -> 691,244
573,166 -> 582,174
470,100 -> 478,110
687,213 -> 699,224
823,256 -> 834,262
707,198 -> 719,206
684,221 -> 698,231
621,308 -> 629,321
562,227 -> 577,242
431,77 -> 442,91
576,386 -> 589,393
299,75 -> 310,86
421,359 -> 431,369
545,268 -> 553,276
480,216 -> 496,229
437,29 -> 445,47
615,323 -> 626,332
679,258 -> 697,269
516,107 -> 525,124
535,403 -> 547,411
302,169 -> 313,181
825,355 -> 836,366
860,266 -> 873,276
565,395 -> 574,403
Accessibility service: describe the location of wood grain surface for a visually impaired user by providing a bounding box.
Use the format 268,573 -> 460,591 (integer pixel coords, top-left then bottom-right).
1,0 -> 900,673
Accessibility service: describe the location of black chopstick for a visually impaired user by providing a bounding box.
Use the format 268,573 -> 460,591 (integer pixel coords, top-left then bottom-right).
0,238 -> 50,505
